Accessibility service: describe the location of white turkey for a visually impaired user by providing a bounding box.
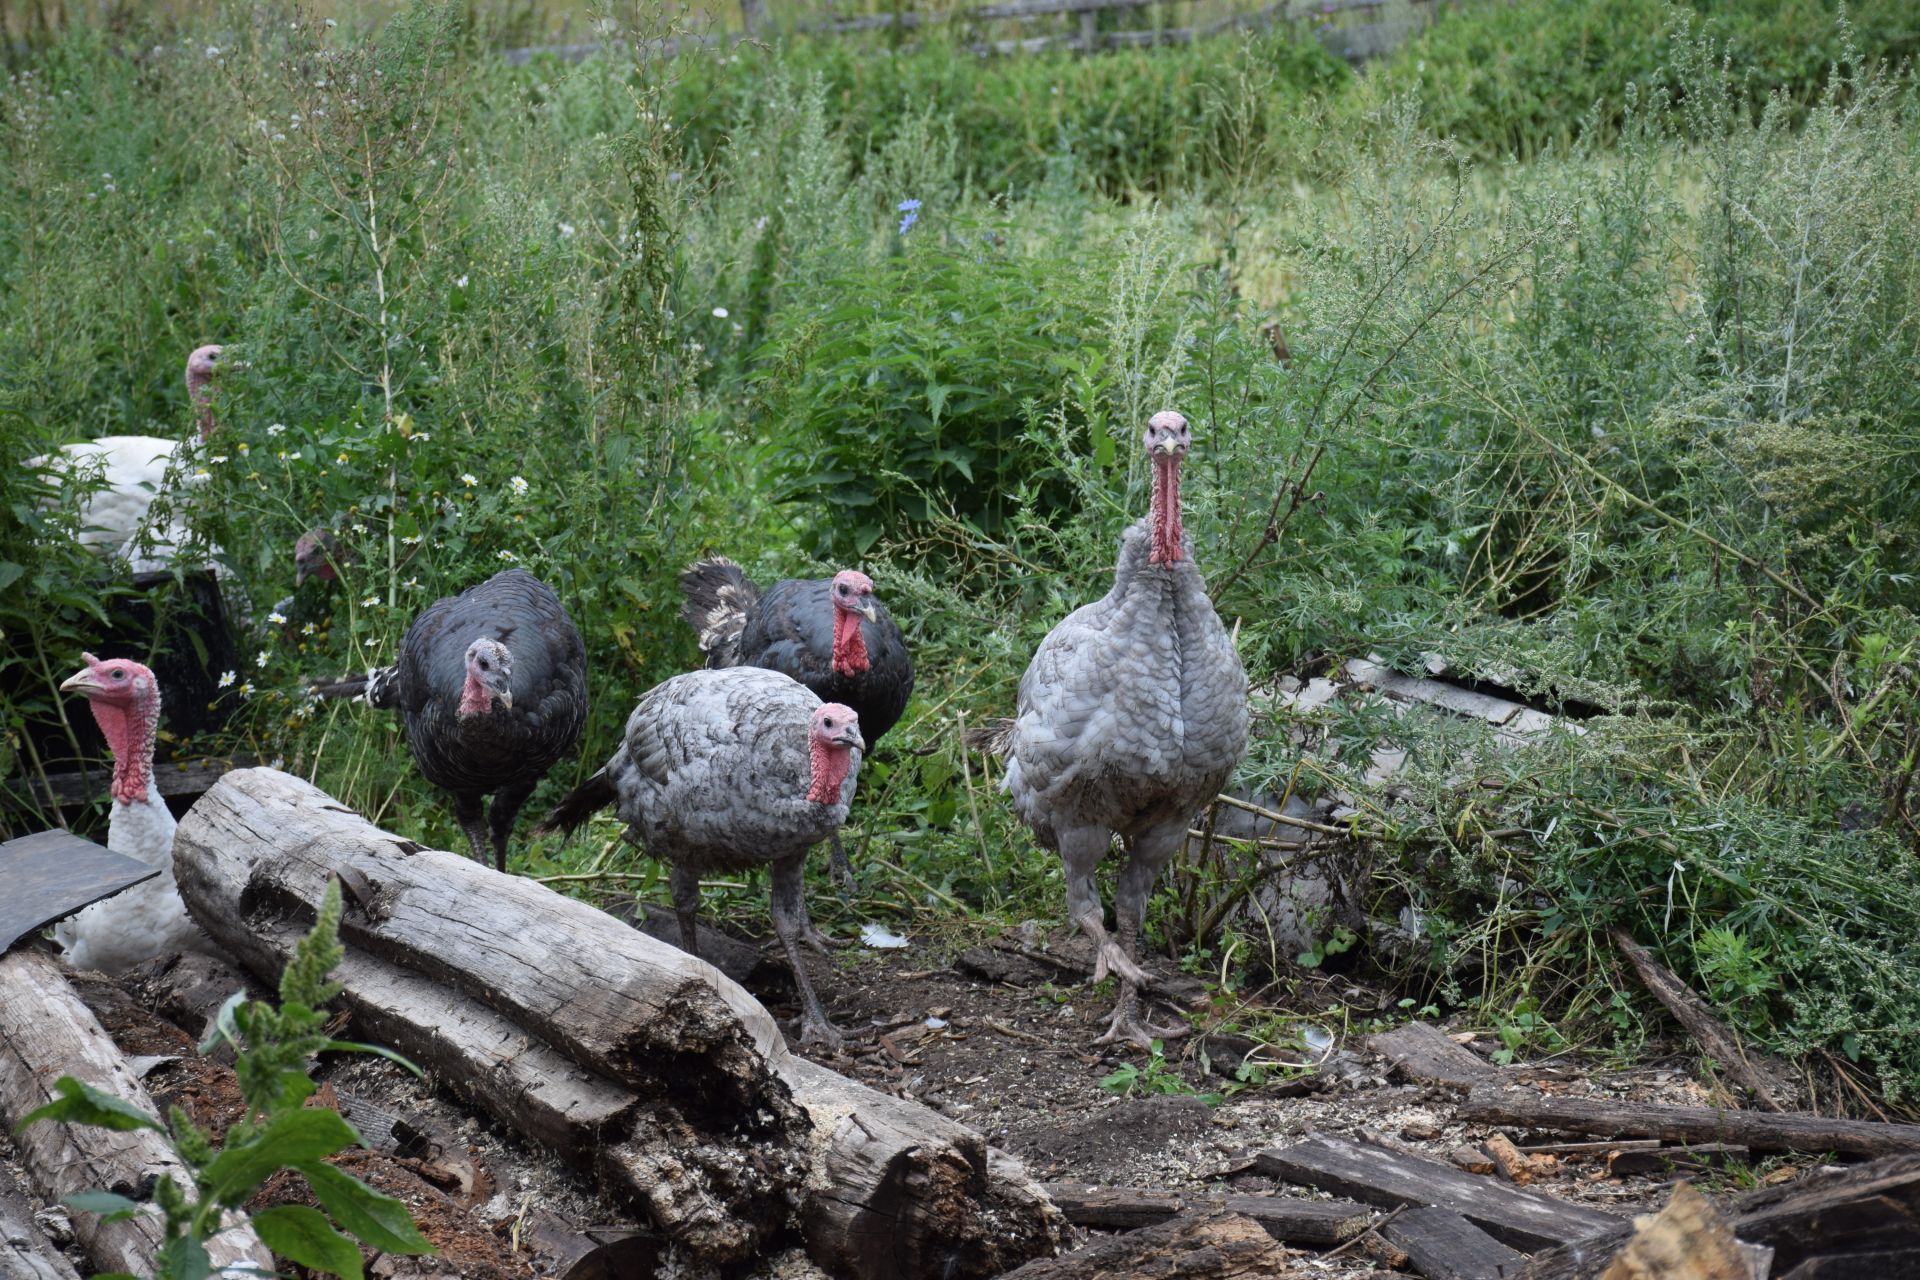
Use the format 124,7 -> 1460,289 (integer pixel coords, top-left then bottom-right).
310,568 -> 589,871
30,344 -> 226,566
539,667 -> 864,1051
51,654 -> 221,973
982,410 -> 1249,1049
679,560 -> 913,885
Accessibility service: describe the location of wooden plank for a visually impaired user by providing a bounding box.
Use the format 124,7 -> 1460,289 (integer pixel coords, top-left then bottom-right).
1610,928 -> 1787,1111
1382,1206 -> 1526,1280
1461,1086 -> 1920,1158
4,755 -> 257,811
1000,1212 -> 1293,1280
1255,1135 -> 1623,1251
1041,1183 -> 1371,1245
1369,1022 -> 1502,1089
0,830 -> 159,953
1605,1143 -> 1749,1177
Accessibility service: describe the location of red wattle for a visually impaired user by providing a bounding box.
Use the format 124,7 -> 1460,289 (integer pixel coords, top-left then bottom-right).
457,672 -> 494,718
90,698 -> 158,805
831,607 -> 870,676
808,740 -> 853,804
1150,454 -> 1185,564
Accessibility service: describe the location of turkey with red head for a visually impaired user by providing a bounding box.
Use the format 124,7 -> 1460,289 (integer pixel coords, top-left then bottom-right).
980,411 -> 1249,1049
313,568 -> 588,871
52,654 -> 223,972
539,667 -> 863,1050
679,560 -> 912,885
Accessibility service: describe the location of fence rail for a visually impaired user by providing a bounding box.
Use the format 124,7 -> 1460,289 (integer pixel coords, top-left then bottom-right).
501,0 -> 1449,67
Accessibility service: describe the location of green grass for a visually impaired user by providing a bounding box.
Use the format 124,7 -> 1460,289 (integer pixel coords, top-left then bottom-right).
6,0 -> 1920,1107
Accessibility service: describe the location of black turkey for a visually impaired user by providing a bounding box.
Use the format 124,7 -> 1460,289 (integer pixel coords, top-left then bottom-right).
539,666 -> 863,1050
314,568 -> 588,871
679,559 -> 912,884
976,411 -> 1249,1049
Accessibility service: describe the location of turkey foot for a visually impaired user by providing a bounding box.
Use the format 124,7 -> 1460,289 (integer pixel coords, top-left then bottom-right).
800,925 -> 854,955
773,858 -> 846,1052
1089,935 -> 1152,990
453,793 -> 492,868
1094,984 -> 1191,1051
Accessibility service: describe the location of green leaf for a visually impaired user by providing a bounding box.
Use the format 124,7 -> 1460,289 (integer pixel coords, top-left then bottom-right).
252,1204 -> 365,1280
63,1191 -> 143,1223
202,1108 -> 359,1204
0,562 -> 23,593
198,990 -> 249,1055
19,1077 -> 164,1134
157,1234 -> 212,1280
298,1161 -> 436,1255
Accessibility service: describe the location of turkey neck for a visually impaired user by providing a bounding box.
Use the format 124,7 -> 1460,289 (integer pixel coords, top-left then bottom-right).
831,606 -> 871,676
457,671 -> 497,719
1150,453 -> 1185,564
91,694 -> 160,805
807,739 -> 853,805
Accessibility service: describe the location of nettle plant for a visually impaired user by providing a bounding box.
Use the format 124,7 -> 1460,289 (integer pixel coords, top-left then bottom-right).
21,879 -> 433,1280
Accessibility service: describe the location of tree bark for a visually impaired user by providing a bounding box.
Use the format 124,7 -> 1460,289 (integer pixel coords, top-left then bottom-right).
1610,929 -> 1788,1111
1461,1085 -> 1920,1158
0,948 -> 272,1278
0,1155 -> 83,1280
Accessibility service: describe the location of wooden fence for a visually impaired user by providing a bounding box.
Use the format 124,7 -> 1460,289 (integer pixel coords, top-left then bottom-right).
503,0 -> 1450,66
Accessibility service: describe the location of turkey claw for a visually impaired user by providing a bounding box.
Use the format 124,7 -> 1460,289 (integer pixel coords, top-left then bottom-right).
799,1017 -> 845,1054
1093,1007 -> 1191,1053
803,927 -> 854,955
1091,939 -> 1150,990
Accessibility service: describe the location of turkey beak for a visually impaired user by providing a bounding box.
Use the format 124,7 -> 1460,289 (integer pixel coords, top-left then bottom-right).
493,688 -> 513,712
859,601 -> 878,624
834,724 -> 865,751
60,669 -> 103,695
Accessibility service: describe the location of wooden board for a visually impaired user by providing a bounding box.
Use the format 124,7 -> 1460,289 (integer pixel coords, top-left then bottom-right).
4,755 -> 256,813
1461,1086 -> 1920,1158
1256,1135 -> 1623,1251
0,830 -> 159,954
1382,1206 -> 1527,1280
1369,1022 -> 1503,1089
1041,1183 -> 1371,1245
998,1212 -> 1292,1280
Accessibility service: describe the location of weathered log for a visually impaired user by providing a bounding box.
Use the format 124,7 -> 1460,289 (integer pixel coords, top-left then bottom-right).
173,768 -> 1058,1279
0,948 -> 272,1278
1381,1205 -> 1526,1280
1590,1182 -> 1770,1280
1604,1144 -> 1749,1178
1462,1085 -> 1920,1158
998,1211 -> 1293,1279
784,1057 -> 1060,1280
1256,1135 -> 1623,1250
1520,1154 -> 1920,1279
1370,1022 -> 1504,1089
0,1154 -> 83,1280
1040,1182 -> 1371,1245
1610,930 -> 1789,1112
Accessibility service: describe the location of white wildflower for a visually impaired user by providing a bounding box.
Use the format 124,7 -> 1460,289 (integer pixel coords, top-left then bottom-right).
210,454 -> 228,464
361,594 -> 379,607
508,475 -> 529,497
712,306 -> 729,319
205,45 -> 221,58
267,610 -> 288,626
267,423 -> 286,436
301,622 -> 317,636
255,649 -> 270,668
460,473 -> 477,487
217,670 -> 236,688
557,221 -> 576,239
496,550 -> 518,562
455,274 -> 468,288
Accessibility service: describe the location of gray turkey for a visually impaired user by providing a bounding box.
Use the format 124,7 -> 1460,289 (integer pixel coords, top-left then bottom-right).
313,568 -> 588,871
978,411 -> 1249,1049
538,666 -> 863,1050
679,560 -> 912,885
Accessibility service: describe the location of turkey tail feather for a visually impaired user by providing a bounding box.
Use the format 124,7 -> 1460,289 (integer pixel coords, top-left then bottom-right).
306,665 -> 399,708
678,556 -> 758,669
963,716 -> 1015,757
535,768 -> 616,836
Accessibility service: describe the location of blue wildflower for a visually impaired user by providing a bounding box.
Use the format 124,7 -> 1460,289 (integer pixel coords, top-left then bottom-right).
897,197 -> 921,234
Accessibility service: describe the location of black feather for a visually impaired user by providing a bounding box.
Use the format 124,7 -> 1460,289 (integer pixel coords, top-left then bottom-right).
536,766 -> 615,836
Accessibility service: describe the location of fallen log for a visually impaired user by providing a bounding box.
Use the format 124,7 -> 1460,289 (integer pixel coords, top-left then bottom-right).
1605,1144 -> 1749,1178
998,1211 -> 1294,1279
1040,1182 -> 1372,1245
1256,1134 -> 1623,1250
1461,1085 -> 1920,1158
1370,1022 -> 1503,1089
0,948 -> 272,1278
1520,1153 -> 1920,1279
1381,1205 -> 1525,1280
172,768 -> 1058,1279
1610,930 -> 1788,1112
0,1154 -> 82,1280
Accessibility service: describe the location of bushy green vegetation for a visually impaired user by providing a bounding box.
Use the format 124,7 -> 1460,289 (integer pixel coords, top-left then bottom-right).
5,1 -> 1920,1106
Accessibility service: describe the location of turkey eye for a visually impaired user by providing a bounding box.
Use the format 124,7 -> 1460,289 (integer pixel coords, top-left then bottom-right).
824,718 -> 834,728
112,670 -> 125,680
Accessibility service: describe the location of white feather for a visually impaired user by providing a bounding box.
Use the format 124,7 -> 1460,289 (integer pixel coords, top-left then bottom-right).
51,777 -> 216,974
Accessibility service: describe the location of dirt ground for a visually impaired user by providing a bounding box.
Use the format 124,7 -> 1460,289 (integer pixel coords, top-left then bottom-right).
4,917 -> 1827,1280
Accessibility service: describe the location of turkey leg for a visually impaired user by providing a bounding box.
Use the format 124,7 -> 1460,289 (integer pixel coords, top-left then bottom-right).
825,831 -> 855,889
1059,825 -> 1149,989
669,863 -> 703,955
451,791 -> 491,867
770,856 -> 844,1051
1095,823 -> 1191,1051
487,780 -> 536,873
